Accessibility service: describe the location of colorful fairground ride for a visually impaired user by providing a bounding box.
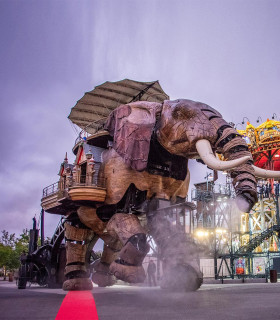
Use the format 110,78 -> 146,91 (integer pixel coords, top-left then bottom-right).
236,118 -> 280,254
190,117 -> 280,280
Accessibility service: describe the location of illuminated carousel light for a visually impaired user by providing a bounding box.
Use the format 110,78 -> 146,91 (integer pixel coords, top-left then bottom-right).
236,116 -> 280,172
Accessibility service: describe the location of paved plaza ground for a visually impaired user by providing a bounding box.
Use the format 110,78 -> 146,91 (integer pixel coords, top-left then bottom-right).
0,280 -> 280,320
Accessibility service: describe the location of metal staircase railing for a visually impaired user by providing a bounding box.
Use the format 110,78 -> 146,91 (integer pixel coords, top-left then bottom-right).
237,224 -> 280,254
50,218 -> 65,246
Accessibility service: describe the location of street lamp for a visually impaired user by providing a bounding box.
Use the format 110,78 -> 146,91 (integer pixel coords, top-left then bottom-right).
205,172 -> 213,180
234,122 -> 243,129
205,172 -> 213,191
272,113 -> 278,120
256,116 -> 263,124
234,123 -> 241,129
241,117 -> 250,125
196,230 -> 209,238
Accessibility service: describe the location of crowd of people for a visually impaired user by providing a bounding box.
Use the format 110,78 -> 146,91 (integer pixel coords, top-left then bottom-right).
257,181 -> 280,199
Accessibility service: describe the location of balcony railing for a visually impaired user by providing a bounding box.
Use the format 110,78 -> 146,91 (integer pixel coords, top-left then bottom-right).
76,175 -> 105,188
42,163 -> 105,198
42,182 -> 59,198
191,184 -> 233,201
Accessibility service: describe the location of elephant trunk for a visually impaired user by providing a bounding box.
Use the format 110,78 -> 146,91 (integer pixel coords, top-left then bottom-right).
214,125 -> 258,213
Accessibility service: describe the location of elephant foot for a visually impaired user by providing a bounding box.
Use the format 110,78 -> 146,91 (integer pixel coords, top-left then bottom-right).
92,272 -> 116,287
108,233 -> 149,283
160,264 -> 203,292
62,278 -> 93,291
92,261 -> 116,287
109,261 -> 146,283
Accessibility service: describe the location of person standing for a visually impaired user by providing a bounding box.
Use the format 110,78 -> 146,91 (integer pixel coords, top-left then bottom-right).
147,260 -> 157,287
275,181 -> 279,197
264,183 -> 270,198
257,184 -> 263,199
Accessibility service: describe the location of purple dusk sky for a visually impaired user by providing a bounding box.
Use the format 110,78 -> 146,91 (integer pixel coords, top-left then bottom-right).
0,0 -> 280,238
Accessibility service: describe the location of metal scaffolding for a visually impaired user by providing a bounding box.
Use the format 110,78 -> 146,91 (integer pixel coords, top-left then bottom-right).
191,178 -> 280,279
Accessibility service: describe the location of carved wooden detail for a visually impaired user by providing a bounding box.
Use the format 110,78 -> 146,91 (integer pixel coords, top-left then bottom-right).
102,149 -> 189,205
109,261 -> 146,283
157,99 -> 219,156
64,223 -> 94,242
65,264 -> 87,275
106,213 -> 146,245
41,193 -> 61,211
68,186 -> 106,202
62,278 -> 93,291
65,242 -> 87,264
100,245 -> 120,265
77,206 -> 106,235
105,101 -> 162,171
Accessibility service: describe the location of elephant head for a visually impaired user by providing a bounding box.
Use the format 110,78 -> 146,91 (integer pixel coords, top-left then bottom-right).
104,99 -> 280,213
156,99 -> 257,212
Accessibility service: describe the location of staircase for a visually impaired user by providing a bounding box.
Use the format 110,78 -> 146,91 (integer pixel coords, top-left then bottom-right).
50,218 -> 65,246
237,225 -> 280,254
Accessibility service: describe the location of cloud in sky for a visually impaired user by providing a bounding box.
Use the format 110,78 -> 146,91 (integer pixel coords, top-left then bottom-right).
0,0 -> 280,237
0,1 -> 94,236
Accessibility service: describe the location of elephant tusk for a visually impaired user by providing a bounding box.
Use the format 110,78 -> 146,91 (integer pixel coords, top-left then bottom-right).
195,139 -> 251,171
252,165 -> 280,179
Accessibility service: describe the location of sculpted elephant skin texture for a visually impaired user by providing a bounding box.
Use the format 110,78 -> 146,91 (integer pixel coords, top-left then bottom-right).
104,99 -> 257,213
62,99 -> 279,292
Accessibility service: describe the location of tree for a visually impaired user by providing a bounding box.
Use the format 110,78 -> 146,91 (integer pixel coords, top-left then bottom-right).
0,230 -> 30,278
1,230 -> 16,247
0,243 -> 12,273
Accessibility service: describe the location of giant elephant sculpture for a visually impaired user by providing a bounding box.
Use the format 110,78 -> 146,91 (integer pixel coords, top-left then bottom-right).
62,99 -> 280,291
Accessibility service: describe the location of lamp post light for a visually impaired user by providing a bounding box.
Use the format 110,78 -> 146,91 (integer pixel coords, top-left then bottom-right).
234,122 -> 244,130
272,113 -> 278,120
204,172 -> 213,191
256,116 -> 263,124
241,117 -> 250,125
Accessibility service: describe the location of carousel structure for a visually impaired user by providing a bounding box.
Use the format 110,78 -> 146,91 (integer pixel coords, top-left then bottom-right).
237,118 -> 280,254
190,118 -> 280,279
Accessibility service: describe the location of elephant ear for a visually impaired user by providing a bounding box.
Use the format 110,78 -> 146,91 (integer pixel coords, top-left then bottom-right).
104,101 -> 162,171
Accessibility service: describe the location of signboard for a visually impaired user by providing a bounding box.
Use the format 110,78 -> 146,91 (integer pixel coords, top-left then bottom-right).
253,257 -> 266,275
235,258 -> 245,275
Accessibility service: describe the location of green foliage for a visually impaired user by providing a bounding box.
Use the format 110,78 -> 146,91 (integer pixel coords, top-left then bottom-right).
0,243 -> 11,267
1,230 -> 16,247
0,229 -> 30,272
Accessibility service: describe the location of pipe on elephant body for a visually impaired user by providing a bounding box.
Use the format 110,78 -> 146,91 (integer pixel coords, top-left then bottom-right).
195,139 -> 251,171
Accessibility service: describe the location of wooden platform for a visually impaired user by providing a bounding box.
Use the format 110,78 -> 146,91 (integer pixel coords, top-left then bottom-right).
68,186 -> 106,202
41,186 -> 106,215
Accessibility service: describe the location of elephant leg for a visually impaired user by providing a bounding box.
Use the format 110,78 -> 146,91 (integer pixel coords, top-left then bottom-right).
107,213 -> 150,283
92,243 -> 120,287
77,206 -> 122,287
148,215 -> 203,291
62,222 -> 94,291
77,206 -> 106,236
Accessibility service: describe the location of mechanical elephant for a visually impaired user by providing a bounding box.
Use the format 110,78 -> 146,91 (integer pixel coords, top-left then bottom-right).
63,99 -> 280,291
